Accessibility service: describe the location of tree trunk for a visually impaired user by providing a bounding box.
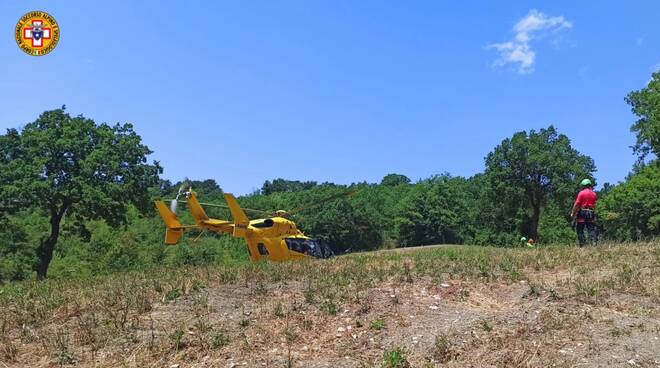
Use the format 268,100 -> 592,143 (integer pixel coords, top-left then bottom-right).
525,187 -> 542,241
36,206 -> 67,280
529,202 -> 541,241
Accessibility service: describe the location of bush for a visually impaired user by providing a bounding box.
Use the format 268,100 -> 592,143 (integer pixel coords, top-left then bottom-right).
537,203 -> 575,244
599,163 -> 660,240
0,212 -> 46,282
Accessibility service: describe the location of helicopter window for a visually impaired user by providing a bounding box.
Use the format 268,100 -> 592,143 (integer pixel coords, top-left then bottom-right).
285,238 -> 303,253
284,238 -> 317,255
257,243 -> 269,255
252,219 -> 274,228
284,238 -> 334,259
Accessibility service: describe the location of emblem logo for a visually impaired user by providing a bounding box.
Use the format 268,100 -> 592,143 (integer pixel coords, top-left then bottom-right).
15,11 -> 60,56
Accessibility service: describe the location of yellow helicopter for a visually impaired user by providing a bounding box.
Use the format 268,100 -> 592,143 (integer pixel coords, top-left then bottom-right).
154,188 -> 353,262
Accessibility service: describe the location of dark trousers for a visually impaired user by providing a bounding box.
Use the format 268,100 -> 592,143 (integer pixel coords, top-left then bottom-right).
576,221 -> 598,247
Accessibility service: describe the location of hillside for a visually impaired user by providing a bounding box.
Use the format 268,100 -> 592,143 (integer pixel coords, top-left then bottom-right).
3,6 -> 660,368
2,243 -> 659,367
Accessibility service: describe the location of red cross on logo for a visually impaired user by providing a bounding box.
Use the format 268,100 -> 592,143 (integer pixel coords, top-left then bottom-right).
23,20 -> 51,48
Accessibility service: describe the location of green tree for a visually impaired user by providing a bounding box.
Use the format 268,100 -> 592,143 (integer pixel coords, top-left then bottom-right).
484,126 -> 595,241
462,174 -> 519,246
599,164 -> 660,240
380,173 -> 411,186
296,197 -> 381,253
393,176 -> 467,247
261,178 -> 317,195
0,108 -> 161,279
349,182 -> 412,245
625,72 -> 660,161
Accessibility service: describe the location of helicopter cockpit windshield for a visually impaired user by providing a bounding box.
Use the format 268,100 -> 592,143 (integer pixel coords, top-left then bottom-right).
284,238 -> 334,259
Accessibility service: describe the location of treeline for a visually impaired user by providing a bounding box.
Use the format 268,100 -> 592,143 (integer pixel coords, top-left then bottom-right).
1,73 -> 659,282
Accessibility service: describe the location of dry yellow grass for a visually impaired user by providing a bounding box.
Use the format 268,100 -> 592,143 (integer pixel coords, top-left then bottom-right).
1,242 -> 659,367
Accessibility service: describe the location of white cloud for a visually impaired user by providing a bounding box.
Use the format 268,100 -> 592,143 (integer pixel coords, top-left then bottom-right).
636,37 -> 644,46
488,42 -> 535,73
487,10 -> 572,74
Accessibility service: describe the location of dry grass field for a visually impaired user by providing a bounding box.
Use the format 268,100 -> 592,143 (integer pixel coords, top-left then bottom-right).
1,242 -> 659,367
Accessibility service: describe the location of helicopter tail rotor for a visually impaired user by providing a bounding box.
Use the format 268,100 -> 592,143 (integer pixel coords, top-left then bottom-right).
170,181 -> 188,213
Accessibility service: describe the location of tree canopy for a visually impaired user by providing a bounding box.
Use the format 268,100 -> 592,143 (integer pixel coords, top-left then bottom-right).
625,71 -> 660,161
261,178 -> 318,195
599,164 -> 660,240
393,176 -> 467,246
0,108 -> 161,278
380,173 -> 411,186
484,126 -> 596,240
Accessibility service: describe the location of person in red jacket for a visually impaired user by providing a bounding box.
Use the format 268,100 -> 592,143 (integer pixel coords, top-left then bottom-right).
570,179 -> 598,247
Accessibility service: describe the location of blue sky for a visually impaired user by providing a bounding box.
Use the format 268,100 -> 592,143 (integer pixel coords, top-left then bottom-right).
1,1 -> 658,194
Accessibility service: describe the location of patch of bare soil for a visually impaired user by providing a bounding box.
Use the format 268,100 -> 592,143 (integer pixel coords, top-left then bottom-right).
128,278 -> 658,367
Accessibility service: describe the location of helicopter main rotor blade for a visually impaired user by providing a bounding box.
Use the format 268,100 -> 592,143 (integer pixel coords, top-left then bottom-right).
165,188 -> 357,218
199,201 -> 272,215
163,199 -> 271,215
284,189 -> 358,217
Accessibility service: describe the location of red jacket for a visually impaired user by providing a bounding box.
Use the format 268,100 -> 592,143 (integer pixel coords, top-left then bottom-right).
574,188 -> 597,223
